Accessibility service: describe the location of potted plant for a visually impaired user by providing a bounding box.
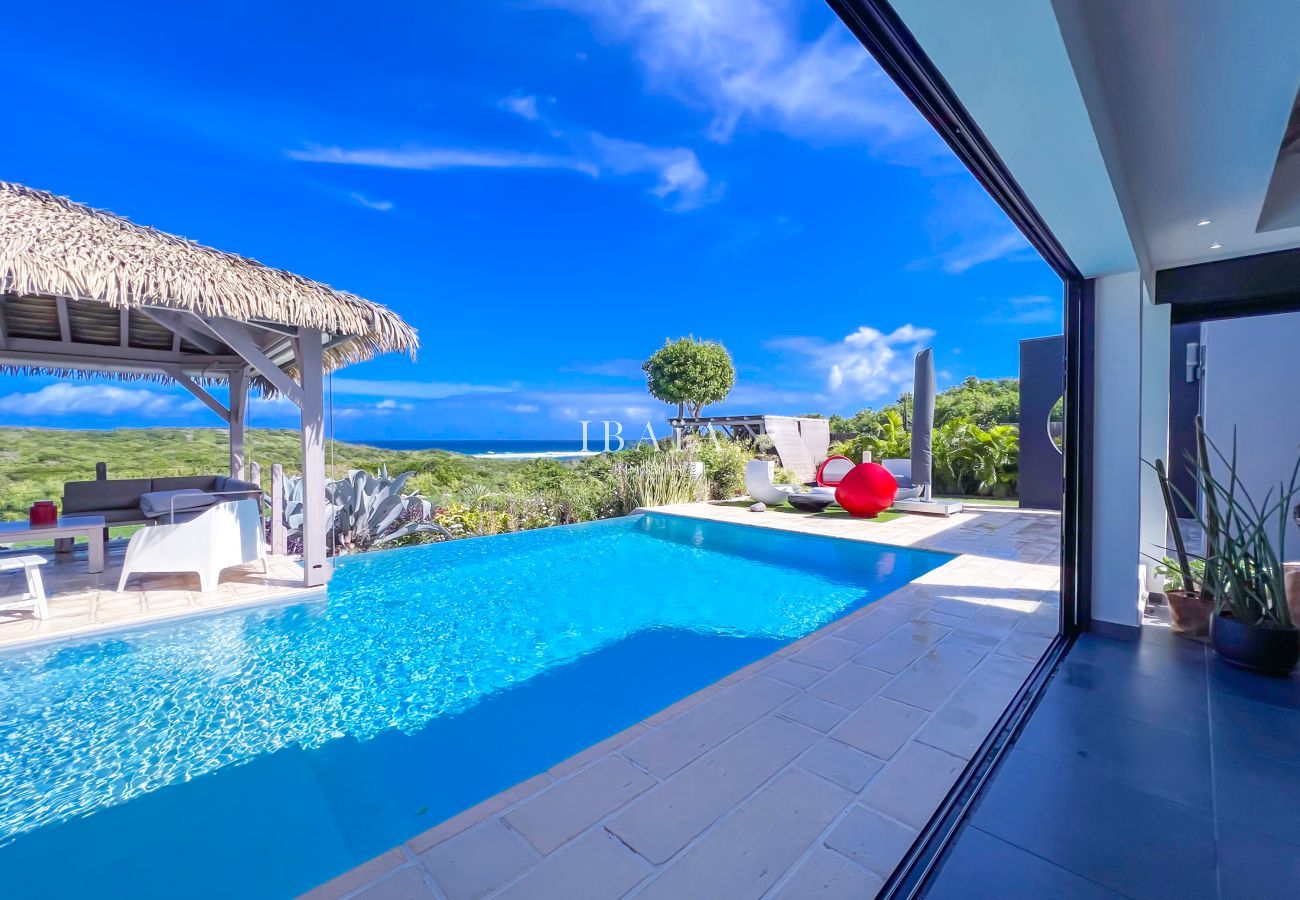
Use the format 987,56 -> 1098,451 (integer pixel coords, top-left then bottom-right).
1153,555 -> 1211,637
1189,418 -> 1299,673
1147,458 -> 1212,637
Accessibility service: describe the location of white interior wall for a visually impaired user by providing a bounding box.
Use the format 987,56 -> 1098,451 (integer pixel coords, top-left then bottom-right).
1201,311 -> 1300,560
1137,294 -> 1171,591
1091,271 -> 1144,629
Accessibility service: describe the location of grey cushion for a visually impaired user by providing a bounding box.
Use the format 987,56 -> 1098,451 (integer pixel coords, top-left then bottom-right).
151,475 -> 218,493
63,478 -> 154,514
139,489 -> 218,520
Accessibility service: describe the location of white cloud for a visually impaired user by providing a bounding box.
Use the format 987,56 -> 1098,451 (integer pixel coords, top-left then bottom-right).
289,126 -> 711,212
289,145 -> 595,176
329,378 -> 515,400
769,324 -> 935,401
500,94 -> 541,121
546,0 -> 928,148
932,229 -> 1034,274
0,383 -> 203,418
349,192 -> 395,212
980,294 -> 1060,325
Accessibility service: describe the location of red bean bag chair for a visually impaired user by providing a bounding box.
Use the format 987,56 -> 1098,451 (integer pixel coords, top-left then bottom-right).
815,454 -> 855,487
834,462 -> 899,518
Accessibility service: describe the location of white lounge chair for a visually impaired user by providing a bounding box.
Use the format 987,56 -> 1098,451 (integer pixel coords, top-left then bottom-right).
117,499 -> 266,593
0,555 -> 50,619
882,458 -> 925,501
745,460 -> 795,506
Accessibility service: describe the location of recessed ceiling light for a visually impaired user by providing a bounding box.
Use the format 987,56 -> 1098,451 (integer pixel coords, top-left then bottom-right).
1210,243 -> 1223,250
1197,219 -> 1212,226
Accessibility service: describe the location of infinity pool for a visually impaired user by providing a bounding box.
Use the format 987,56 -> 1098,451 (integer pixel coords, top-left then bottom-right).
0,513 -> 950,897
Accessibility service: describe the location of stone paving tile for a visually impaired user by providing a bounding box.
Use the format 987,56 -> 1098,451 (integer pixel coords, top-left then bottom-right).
834,603 -> 917,645
915,656 -> 1036,759
824,803 -> 921,877
789,635 -> 862,671
776,693 -> 850,733
504,756 -> 656,855
861,741 -> 968,830
621,676 -> 796,778
797,738 -> 885,792
494,830 -> 651,900
855,620 -> 953,673
417,820 -> 539,900
406,773 -> 553,853
607,716 -> 816,864
634,770 -> 852,900
769,846 -> 885,899
764,658 -> 826,689
302,848 -> 408,900
831,696 -> 928,760
878,640 -> 989,711
351,866 -> 438,900
807,661 -> 892,709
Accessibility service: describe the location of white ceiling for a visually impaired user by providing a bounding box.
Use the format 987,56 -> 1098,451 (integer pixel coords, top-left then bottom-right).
889,0 -> 1300,277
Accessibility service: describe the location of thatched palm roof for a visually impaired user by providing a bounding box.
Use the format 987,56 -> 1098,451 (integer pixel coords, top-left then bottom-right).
0,181 -> 418,386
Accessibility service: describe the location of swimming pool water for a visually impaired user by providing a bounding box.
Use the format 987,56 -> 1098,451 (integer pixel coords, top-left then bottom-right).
0,513 -> 950,897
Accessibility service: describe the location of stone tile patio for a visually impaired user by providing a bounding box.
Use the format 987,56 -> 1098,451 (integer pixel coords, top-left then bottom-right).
0,540 -> 317,649
308,502 -> 1061,900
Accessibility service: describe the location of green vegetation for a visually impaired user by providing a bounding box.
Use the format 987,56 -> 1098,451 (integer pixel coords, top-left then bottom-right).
643,337 -> 736,418
829,378 -> 1022,499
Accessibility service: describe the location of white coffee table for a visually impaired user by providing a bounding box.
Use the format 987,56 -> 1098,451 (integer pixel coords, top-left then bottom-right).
0,516 -> 107,573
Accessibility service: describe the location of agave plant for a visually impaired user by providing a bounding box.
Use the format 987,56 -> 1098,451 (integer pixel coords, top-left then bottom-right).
1181,420 -> 1298,629
284,467 -> 450,555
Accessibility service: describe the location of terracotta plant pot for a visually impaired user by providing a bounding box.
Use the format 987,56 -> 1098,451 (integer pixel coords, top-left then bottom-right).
1165,589 -> 1211,638
1212,613 -> 1300,674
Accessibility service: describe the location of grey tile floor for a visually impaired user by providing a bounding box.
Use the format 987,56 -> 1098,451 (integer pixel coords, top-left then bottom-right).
925,629 -> 1300,900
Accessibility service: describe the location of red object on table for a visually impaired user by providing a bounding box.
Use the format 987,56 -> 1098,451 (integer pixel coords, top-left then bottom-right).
834,463 -> 899,518
29,500 -> 58,527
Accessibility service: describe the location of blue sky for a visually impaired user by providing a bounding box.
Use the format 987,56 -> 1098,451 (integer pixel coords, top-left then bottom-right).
0,0 -> 1061,440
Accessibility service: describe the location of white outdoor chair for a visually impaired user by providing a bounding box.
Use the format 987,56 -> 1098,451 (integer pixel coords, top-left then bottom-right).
745,459 -> 795,506
117,499 -> 266,593
0,555 -> 50,620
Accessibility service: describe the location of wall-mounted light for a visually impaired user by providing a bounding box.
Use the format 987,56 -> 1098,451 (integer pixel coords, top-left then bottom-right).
1185,342 -> 1202,383
1210,243 -> 1223,250
1197,219 -> 1212,226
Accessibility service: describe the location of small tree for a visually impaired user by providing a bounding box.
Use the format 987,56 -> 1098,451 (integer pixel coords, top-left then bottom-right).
643,337 -> 736,418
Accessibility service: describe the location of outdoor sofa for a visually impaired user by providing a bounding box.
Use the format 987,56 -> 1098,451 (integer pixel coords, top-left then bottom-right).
62,475 -> 261,527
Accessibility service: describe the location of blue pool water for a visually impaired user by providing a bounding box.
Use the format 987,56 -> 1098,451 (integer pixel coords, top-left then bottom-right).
0,513 -> 950,897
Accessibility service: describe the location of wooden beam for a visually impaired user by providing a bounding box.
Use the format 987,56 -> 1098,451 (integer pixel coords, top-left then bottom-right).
138,307 -> 225,354
0,299 -> 9,349
295,328 -> 330,587
0,340 -> 245,372
55,297 -> 71,342
270,463 -> 287,557
164,366 -> 230,422
201,317 -> 304,407
229,367 -> 248,479
119,307 -> 130,348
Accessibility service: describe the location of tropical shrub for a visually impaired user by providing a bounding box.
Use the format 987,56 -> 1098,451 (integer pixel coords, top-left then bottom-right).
932,419 -> 1019,497
691,436 -> 751,499
611,452 -> 705,514
831,409 -> 911,462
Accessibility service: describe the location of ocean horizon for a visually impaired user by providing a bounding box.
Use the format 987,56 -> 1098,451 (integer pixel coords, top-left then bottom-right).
361,439 -> 599,460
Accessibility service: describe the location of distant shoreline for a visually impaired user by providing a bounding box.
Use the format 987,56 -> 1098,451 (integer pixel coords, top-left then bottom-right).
364,439 -> 599,460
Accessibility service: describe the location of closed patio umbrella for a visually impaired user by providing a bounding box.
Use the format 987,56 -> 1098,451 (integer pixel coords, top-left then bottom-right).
911,348 -> 935,499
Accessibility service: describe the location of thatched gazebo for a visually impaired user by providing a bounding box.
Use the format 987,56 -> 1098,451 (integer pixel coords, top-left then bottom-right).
0,182 -> 419,587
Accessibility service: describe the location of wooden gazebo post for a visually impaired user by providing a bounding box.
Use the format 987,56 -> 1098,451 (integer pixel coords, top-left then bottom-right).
295,328 -> 330,587
228,367 -> 247,480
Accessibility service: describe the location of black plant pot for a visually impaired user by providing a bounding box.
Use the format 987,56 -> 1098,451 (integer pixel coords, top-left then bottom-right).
1211,613 -> 1300,674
